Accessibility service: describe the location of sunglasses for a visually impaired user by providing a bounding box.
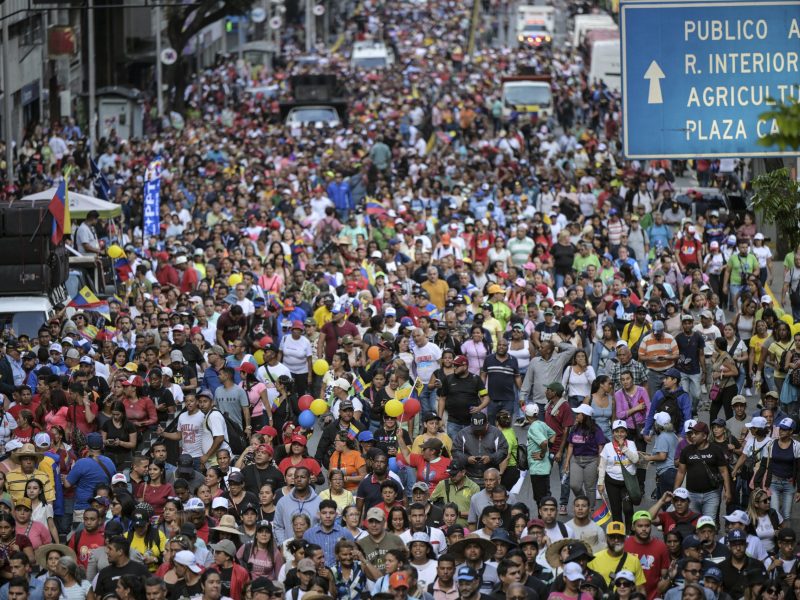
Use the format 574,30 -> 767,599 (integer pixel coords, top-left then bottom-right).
615,581 -> 633,588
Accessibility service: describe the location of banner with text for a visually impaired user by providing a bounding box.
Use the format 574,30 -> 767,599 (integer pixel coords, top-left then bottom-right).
143,157 -> 162,237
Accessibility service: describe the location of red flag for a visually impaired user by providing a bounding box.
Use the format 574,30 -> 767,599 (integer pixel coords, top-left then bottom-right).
48,180 -> 67,245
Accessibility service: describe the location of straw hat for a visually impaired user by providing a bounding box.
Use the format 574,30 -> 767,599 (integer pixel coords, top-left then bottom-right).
448,534 -> 497,560
11,444 -> 41,463
545,538 -> 593,569
34,543 -> 76,569
211,514 -> 243,536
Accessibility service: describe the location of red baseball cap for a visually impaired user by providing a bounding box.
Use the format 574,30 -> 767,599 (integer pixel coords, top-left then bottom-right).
290,434 -> 307,446
257,425 -> 278,438
237,362 -> 256,375
389,572 -> 410,590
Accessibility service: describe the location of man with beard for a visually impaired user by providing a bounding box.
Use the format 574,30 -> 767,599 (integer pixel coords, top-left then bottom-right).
588,521 -> 645,591
355,452 -> 404,515
431,459 -> 479,527
718,529 -> 760,600
624,511 -> 670,600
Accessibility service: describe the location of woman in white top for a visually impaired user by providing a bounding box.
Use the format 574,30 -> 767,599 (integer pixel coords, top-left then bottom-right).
598,419 -> 640,528
26,478 -> 59,544
751,233 -> 773,286
487,237 -> 511,270
278,322 -> 313,396
56,556 -> 92,600
562,350 -> 595,408
508,323 -> 534,372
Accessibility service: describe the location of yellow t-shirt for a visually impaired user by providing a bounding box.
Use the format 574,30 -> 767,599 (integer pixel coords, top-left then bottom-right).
588,549 -> 646,586
749,334 -> 770,368
129,530 -> 167,572
768,340 -> 792,378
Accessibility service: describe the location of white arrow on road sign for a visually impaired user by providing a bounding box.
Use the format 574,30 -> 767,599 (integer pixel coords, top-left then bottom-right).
644,60 -> 665,104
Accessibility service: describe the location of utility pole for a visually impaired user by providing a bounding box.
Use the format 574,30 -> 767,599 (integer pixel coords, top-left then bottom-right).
305,0 -> 314,53
87,0 -> 96,155
2,3 -> 13,186
154,4 -> 163,117
237,16 -> 245,60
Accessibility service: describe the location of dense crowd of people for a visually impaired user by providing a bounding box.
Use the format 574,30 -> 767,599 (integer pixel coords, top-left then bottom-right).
0,0 -> 800,600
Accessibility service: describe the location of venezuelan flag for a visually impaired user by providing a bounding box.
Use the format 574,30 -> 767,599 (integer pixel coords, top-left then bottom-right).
352,376 -> 365,395
347,423 -> 360,440
114,257 -> 133,282
592,501 -> 611,526
69,286 -> 110,317
366,200 -> 387,215
48,179 -> 70,245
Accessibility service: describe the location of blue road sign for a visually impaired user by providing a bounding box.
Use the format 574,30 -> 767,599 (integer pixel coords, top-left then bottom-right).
621,0 -> 800,158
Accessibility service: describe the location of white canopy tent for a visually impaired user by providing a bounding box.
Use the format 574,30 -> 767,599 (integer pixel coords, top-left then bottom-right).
21,188 -> 122,219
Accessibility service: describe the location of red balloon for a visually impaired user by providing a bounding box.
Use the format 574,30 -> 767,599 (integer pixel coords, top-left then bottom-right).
298,395 -> 314,412
400,398 -> 421,422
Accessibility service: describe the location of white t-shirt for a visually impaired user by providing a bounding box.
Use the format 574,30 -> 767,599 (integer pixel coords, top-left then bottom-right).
200,410 -> 230,462
178,410 -> 205,458
279,335 -> 313,374
411,342 -> 442,384
752,245 -> 772,269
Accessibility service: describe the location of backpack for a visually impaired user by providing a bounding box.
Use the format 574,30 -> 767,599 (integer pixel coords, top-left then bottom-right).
659,390 -> 681,428
517,443 -> 529,471
204,408 -> 246,456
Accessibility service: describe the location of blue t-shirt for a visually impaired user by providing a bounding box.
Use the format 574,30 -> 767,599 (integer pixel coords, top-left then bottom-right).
66,455 -> 116,509
652,431 -> 680,475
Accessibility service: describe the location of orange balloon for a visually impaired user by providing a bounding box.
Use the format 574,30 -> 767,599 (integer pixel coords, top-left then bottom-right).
367,346 -> 380,361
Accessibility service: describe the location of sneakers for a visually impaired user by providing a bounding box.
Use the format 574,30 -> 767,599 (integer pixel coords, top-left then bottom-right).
744,387 -> 753,396
559,505 -> 567,516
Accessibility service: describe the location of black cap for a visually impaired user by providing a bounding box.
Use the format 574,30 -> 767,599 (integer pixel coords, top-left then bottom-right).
443,525 -> 463,538
422,412 -> 441,422
250,579 -> 277,594
104,520 -> 124,537
180,522 -> 197,537
447,458 -> 466,473
176,453 -> 194,472
470,412 -> 487,427
777,528 -> 796,542
228,472 -> 245,484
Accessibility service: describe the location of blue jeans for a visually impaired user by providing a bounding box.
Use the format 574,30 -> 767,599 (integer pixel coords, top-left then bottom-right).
419,384 -> 437,416
488,398 -> 516,425
764,366 -> 776,393
729,284 -> 743,311
556,458 -> 570,506
688,490 -> 721,521
400,466 -> 417,500
770,476 -> 794,520
681,372 -> 702,413
447,421 -> 466,440
657,468 -> 677,500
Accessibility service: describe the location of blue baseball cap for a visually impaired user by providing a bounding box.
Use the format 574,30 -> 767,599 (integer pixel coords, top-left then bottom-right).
664,367 -> 682,380
728,529 -> 747,543
704,566 -> 723,582
357,431 -> 374,443
456,566 -> 479,582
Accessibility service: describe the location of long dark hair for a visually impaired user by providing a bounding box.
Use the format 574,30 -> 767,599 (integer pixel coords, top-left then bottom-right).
591,375 -> 611,395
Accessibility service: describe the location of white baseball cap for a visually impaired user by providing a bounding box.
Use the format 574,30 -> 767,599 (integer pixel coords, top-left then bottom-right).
524,404 -> 539,417
174,550 -> 202,573
654,412 -> 671,427
211,497 -> 230,510
745,416 -> 767,429
612,419 -> 628,430
684,419 -> 698,433
724,510 -> 750,525
573,404 -> 594,417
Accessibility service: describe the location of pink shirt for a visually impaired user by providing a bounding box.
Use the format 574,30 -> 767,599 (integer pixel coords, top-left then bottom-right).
614,386 -> 651,430
17,521 -> 50,547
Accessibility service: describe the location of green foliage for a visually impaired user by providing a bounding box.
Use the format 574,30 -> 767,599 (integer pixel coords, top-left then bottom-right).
751,167 -> 800,251
758,101 -> 800,150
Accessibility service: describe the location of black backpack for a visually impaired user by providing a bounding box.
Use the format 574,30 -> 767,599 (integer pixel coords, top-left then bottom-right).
204,408 -> 246,456
660,390 -> 682,428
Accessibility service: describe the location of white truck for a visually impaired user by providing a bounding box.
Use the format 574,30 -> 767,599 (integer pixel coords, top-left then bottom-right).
516,5 -> 555,46
572,13 -> 616,47
500,76 -> 553,123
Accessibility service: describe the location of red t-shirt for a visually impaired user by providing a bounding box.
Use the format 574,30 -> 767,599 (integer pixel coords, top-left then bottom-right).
319,320 -> 359,362
9,401 -> 40,423
403,454 -> 451,486
69,527 -> 106,568
11,426 -> 37,444
277,457 -> 321,478
136,482 -> 175,517
17,521 -> 50,548
66,404 -> 97,435
623,536 -> 671,600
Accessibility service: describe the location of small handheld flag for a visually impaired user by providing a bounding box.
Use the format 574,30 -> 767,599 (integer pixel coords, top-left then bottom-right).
592,501 -> 611,526
69,286 -> 110,317
347,423 -> 360,440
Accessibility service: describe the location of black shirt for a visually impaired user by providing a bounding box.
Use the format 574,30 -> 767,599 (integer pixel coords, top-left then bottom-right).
439,373 -> 487,425
679,443 -> 727,493
719,556 -> 761,600
241,463 -> 285,496
94,559 -> 151,597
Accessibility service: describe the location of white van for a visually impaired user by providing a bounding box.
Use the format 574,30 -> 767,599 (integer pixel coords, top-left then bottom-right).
351,41 -> 394,69
589,39 -> 621,91
572,14 -> 616,47
516,5 -> 555,37
0,295 -> 59,338
500,79 -> 553,122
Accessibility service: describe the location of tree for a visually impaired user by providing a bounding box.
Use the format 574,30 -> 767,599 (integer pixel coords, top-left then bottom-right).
758,101 -> 800,150
165,0 -> 255,113
751,167 -> 800,255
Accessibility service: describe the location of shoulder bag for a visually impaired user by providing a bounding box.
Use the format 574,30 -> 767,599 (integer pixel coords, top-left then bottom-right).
615,443 -> 642,505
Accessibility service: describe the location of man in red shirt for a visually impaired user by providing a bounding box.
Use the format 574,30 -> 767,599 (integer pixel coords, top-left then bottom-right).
66,382 -> 97,435
624,511 -> 671,600
317,307 -> 359,362
68,507 -> 106,568
8,386 -> 39,424
175,255 -> 199,293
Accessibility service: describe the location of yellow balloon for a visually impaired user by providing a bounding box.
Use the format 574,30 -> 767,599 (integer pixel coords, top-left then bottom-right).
394,387 -> 411,401
792,322 -> 800,337
313,359 -> 329,376
254,350 -> 265,366
107,244 -> 125,259
228,273 -> 243,287
780,314 -> 795,328
310,399 -> 328,416
385,399 -> 404,418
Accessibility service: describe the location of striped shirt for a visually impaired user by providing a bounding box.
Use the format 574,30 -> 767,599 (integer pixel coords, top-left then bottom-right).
303,523 -> 354,566
638,333 -> 679,372
7,466 -> 55,503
